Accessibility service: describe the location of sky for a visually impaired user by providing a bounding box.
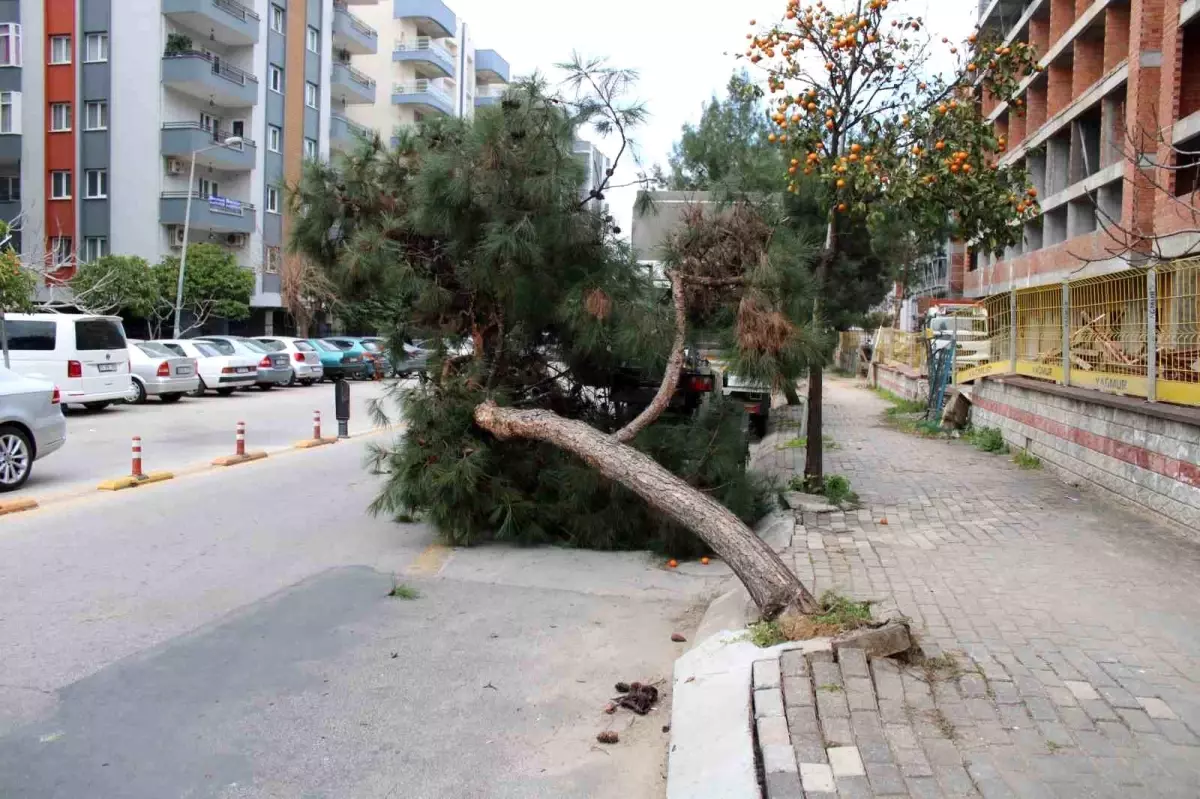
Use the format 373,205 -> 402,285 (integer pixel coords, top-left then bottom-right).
445,0 -> 979,233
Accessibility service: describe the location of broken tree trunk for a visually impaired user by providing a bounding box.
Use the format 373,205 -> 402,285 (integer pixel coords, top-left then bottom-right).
474,401 -> 820,618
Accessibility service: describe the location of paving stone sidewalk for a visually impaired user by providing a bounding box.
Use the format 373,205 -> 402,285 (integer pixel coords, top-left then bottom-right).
756,378 -> 1200,798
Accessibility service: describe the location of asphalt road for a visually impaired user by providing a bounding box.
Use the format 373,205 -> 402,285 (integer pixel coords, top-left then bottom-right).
22,378 -> 400,500
0,433 -> 724,798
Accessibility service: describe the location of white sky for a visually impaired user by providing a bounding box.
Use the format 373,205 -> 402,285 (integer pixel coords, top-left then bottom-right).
446,0 -> 978,232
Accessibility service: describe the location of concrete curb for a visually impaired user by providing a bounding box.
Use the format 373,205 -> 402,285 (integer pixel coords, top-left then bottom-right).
293,438 -> 338,450
667,631 -> 833,799
0,497 -> 39,515
96,472 -> 174,492
211,451 -> 269,467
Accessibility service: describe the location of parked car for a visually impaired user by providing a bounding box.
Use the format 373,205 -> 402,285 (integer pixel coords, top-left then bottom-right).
2,313 -> 133,411
157,339 -> 259,396
125,341 -> 199,404
394,340 -> 430,377
308,338 -> 367,381
323,337 -> 385,379
196,336 -> 291,390
722,371 -> 772,438
253,336 -> 324,385
0,367 -> 66,491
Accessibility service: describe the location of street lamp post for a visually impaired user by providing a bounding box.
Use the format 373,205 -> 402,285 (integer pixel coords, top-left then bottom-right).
173,135 -> 244,339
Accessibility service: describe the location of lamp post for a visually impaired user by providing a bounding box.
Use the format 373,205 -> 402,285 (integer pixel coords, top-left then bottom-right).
173,134 -> 244,338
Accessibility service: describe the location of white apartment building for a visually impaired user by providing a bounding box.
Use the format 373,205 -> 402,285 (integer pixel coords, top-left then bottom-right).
344,0 -> 508,137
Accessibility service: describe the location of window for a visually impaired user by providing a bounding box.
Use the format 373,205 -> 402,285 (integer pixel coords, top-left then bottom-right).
304,137 -> 317,160
6,320 -> 56,351
0,176 -> 18,202
84,169 -> 107,199
0,23 -> 21,67
266,186 -> 280,213
74,318 -> 126,350
50,236 -> 73,267
84,100 -> 107,130
307,26 -> 319,53
83,236 -> 108,262
265,246 -> 281,274
49,35 -> 70,65
270,5 -> 285,34
305,82 -> 318,109
198,178 -> 219,198
0,91 -> 18,134
84,32 -> 108,63
50,102 -> 70,132
50,170 -> 71,199
267,124 -> 281,152
269,65 -> 283,93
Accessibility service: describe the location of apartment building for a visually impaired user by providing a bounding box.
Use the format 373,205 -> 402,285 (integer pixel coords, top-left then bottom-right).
574,138 -> 612,213
0,0 -> 381,331
345,0 -> 509,137
968,0 -> 1200,297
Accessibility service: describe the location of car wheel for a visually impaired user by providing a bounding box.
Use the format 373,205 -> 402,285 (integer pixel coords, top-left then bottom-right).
160,393 -> 184,403
216,388 -> 236,397
287,372 -> 298,387
83,401 -> 111,412
191,378 -> 208,398
751,415 -> 768,439
258,383 -> 274,392
127,380 -> 147,405
0,425 -> 33,492
300,379 -> 314,386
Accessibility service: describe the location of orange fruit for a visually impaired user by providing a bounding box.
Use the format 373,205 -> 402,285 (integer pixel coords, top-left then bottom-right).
701,557 -> 711,565
668,559 -> 678,568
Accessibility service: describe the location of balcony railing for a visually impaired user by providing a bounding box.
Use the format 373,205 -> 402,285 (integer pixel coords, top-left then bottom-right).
334,1 -> 376,39
214,0 -> 258,21
164,50 -> 258,87
338,61 -> 376,89
161,191 -> 256,215
331,113 -> 372,138
394,36 -> 452,59
161,120 -> 257,149
394,80 -> 452,101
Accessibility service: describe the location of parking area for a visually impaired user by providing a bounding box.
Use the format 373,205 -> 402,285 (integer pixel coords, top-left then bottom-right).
23,381 -> 400,499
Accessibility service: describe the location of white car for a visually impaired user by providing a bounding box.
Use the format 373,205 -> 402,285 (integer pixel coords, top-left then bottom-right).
125,342 -> 200,404
254,336 -> 324,385
156,339 -> 259,396
3,313 -> 133,411
0,367 -> 66,491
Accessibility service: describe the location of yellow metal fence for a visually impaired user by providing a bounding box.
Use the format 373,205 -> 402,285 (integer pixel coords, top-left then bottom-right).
868,259 -> 1200,407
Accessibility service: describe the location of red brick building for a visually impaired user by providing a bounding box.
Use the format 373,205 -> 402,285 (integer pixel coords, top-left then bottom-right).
967,0 -> 1200,297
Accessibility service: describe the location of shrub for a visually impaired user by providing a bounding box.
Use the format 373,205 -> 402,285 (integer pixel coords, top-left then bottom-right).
967,426 -> 1008,453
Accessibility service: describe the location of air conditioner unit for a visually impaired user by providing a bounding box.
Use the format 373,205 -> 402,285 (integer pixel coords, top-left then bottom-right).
166,158 -> 186,175
170,226 -> 187,248
225,232 -> 248,247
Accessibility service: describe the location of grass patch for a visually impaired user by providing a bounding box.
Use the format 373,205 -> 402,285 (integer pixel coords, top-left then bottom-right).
388,581 -> 420,600
777,590 -> 875,640
966,426 -> 1009,454
778,435 -> 839,451
873,386 -> 927,416
746,620 -> 787,648
821,474 -> 859,506
929,708 -> 958,740
817,683 -> 844,693
1012,450 -> 1042,469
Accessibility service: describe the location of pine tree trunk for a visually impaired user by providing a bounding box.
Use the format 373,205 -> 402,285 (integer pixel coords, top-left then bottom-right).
475,401 -> 819,619
804,364 -> 823,490
783,382 -> 801,406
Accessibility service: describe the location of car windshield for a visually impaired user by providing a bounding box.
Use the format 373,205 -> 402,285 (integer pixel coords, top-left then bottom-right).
295,340 -> 315,351
239,339 -> 270,354
137,342 -> 175,358
256,340 -> 286,352
200,339 -> 236,356
193,343 -> 220,358
361,341 -> 382,352
310,340 -> 337,352
326,340 -> 354,351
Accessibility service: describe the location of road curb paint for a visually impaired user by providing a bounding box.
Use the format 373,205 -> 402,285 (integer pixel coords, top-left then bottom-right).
211,451 -> 269,467
294,438 -> 338,449
0,497 -> 39,515
407,543 -> 452,576
97,472 -> 175,492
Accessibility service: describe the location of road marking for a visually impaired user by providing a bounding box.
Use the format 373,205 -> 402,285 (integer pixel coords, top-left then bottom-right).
408,543 -> 452,576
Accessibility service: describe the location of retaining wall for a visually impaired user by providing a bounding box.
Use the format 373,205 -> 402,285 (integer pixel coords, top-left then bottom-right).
869,363 -> 929,403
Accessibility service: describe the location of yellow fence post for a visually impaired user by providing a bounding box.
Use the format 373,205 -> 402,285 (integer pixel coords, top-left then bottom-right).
1009,288 -> 1018,373
1061,277 -> 1071,388
1147,266 -> 1158,402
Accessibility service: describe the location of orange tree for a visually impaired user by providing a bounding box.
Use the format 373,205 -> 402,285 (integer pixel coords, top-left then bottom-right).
747,0 -> 1042,486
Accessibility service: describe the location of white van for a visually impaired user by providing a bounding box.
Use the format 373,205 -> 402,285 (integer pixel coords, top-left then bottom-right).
2,313 -> 134,410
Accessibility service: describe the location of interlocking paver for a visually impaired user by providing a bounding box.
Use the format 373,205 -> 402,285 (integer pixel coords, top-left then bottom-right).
756,381 -> 1200,798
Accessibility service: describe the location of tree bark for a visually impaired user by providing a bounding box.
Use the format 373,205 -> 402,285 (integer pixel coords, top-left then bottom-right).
475,401 -> 818,618
783,382 -> 801,406
613,271 -> 687,444
804,364 -> 823,490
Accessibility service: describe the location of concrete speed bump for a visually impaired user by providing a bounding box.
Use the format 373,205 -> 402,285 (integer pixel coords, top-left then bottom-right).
97,472 -> 175,492
211,451 -> 269,467
0,497 -> 39,515
293,438 -> 338,450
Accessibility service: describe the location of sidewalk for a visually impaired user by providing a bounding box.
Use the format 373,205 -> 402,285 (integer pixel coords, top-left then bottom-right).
768,377 -> 1200,798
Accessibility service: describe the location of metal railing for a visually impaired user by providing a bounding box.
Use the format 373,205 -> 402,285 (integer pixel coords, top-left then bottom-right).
161,121 -> 256,148
874,328 -> 927,373
331,113 -> 372,138
161,191 -> 257,215
214,0 -> 259,21
334,2 -> 378,39
949,258 -> 1200,407
393,79 -> 452,100
335,61 -> 376,88
164,50 -> 258,86
393,36 -> 451,59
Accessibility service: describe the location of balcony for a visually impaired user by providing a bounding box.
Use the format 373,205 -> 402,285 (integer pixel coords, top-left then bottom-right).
161,123 -> 257,171
474,49 -> 509,84
333,2 -> 378,55
331,62 -> 377,105
393,37 -> 455,79
474,84 -> 505,108
392,80 -> 454,116
0,136 -> 19,166
162,51 -> 259,108
162,0 -> 260,47
160,192 -> 257,234
394,0 -> 457,39
331,114 -> 374,152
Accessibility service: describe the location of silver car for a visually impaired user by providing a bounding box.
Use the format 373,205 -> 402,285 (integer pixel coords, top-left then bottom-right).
254,336 -> 325,385
197,336 -> 292,390
0,367 -> 67,492
126,342 -> 200,404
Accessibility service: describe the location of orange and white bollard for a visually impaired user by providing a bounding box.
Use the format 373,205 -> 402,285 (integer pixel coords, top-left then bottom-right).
313,410 -> 321,440
131,436 -> 144,479
212,420 -> 267,466
236,421 -> 246,457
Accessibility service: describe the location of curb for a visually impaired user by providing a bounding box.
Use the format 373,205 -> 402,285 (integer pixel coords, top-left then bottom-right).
293,438 -> 338,450
211,451 -> 269,467
0,497 -> 39,516
97,472 -> 175,492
